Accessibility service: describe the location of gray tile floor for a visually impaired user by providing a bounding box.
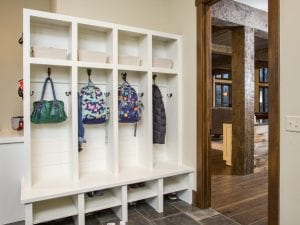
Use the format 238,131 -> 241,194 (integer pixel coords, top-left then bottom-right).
7,199 -> 240,225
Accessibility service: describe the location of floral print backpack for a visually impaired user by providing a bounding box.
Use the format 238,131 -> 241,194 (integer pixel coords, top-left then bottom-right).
118,73 -> 142,124
80,80 -> 110,124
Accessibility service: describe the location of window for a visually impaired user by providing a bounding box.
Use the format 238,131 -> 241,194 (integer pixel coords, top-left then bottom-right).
258,67 -> 269,113
214,72 -> 232,107
259,87 -> 268,112
215,73 -> 231,80
215,83 -> 232,107
259,68 -> 268,83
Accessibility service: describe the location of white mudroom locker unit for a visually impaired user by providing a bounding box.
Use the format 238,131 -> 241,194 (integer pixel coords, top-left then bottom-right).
21,9 -> 194,225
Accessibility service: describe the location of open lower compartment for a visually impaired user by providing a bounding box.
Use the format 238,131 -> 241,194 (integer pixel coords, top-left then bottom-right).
32,196 -> 77,224
118,70 -> 151,169
78,68 -> 115,177
127,180 -> 158,203
85,187 -> 122,213
163,174 -> 189,195
152,72 -> 179,166
30,65 -> 73,186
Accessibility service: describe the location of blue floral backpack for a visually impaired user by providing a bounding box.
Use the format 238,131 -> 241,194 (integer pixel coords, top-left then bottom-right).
80,71 -> 110,124
118,73 -> 143,128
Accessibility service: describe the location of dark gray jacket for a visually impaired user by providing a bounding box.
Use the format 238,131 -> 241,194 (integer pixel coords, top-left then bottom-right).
153,84 -> 166,144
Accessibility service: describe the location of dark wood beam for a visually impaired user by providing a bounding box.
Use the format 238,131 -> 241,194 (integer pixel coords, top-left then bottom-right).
231,26 -> 255,175
268,0 -> 280,223
196,1 -> 212,209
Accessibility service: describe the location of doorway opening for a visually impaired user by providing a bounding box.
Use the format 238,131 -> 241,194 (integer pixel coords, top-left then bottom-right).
196,0 -> 279,225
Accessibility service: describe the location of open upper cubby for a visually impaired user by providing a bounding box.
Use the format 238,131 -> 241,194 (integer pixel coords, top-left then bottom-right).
152,36 -> 178,71
118,30 -> 148,67
152,73 -> 179,167
78,24 -> 113,64
118,70 -> 151,169
30,65 -> 73,186
77,68 -> 114,177
30,16 -> 72,61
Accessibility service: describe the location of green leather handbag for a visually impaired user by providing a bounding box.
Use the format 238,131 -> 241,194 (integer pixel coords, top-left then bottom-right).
31,77 -> 67,124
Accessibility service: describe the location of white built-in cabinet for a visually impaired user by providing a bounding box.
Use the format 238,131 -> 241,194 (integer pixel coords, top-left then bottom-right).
22,9 -> 194,225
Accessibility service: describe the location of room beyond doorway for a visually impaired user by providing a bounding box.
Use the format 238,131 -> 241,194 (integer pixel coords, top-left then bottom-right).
195,0 -> 279,224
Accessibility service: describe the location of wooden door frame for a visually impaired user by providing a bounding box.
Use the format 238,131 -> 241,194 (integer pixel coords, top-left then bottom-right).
195,0 -> 280,224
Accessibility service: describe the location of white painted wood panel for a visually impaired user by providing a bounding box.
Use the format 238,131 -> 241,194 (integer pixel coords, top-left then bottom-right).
0,143 -> 25,224
22,9 -> 193,225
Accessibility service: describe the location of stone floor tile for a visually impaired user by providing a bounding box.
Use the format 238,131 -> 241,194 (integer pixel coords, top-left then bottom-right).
172,201 -> 219,221
152,213 -> 201,225
135,201 -> 179,221
86,214 -> 101,225
95,209 -> 120,224
104,213 -> 151,225
199,214 -> 240,225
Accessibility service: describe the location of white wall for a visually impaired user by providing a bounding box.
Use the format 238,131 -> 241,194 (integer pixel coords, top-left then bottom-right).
167,0 -> 197,173
280,0 -> 300,223
54,0 -> 170,32
53,0 -> 197,179
0,0 -> 50,130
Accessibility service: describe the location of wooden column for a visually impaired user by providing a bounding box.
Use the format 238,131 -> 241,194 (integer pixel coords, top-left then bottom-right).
231,26 -> 255,175
195,0 -> 213,208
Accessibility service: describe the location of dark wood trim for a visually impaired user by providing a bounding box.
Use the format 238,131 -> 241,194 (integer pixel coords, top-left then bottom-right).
268,0 -> 280,224
196,0 -> 280,224
196,1 -> 212,209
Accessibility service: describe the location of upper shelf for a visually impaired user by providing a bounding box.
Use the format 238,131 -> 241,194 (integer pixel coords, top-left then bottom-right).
26,9 -> 181,74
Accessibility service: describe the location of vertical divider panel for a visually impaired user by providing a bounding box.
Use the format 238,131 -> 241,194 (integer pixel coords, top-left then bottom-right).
145,179 -> 161,212
71,22 -> 78,61
72,66 -> 79,181
177,173 -> 193,204
177,38 -> 183,165
113,27 -> 119,175
148,35 -> 154,170
23,10 -> 32,188
25,203 -> 33,225
158,178 -> 164,212
121,185 -> 128,222
74,194 -> 85,225
137,71 -> 152,169
106,69 -> 115,174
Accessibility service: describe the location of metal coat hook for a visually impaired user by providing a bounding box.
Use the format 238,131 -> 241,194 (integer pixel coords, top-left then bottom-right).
87,68 -> 92,82
30,91 -> 34,96
139,92 -> 144,98
121,72 -> 127,82
65,91 -> 71,96
167,93 -> 173,98
18,33 -> 23,45
105,92 -> 110,97
152,74 -> 157,84
47,68 -> 51,77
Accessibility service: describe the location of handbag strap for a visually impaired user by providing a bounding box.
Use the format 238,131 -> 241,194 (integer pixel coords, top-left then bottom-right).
40,77 -> 57,101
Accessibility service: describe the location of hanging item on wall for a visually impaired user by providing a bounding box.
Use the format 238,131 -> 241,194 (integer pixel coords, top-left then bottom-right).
78,93 -> 85,152
118,72 -> 143,136
18,79 -> 24,99
31,68 -> 67,124
152,74 -> 166,144
80,69 -> 110,124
